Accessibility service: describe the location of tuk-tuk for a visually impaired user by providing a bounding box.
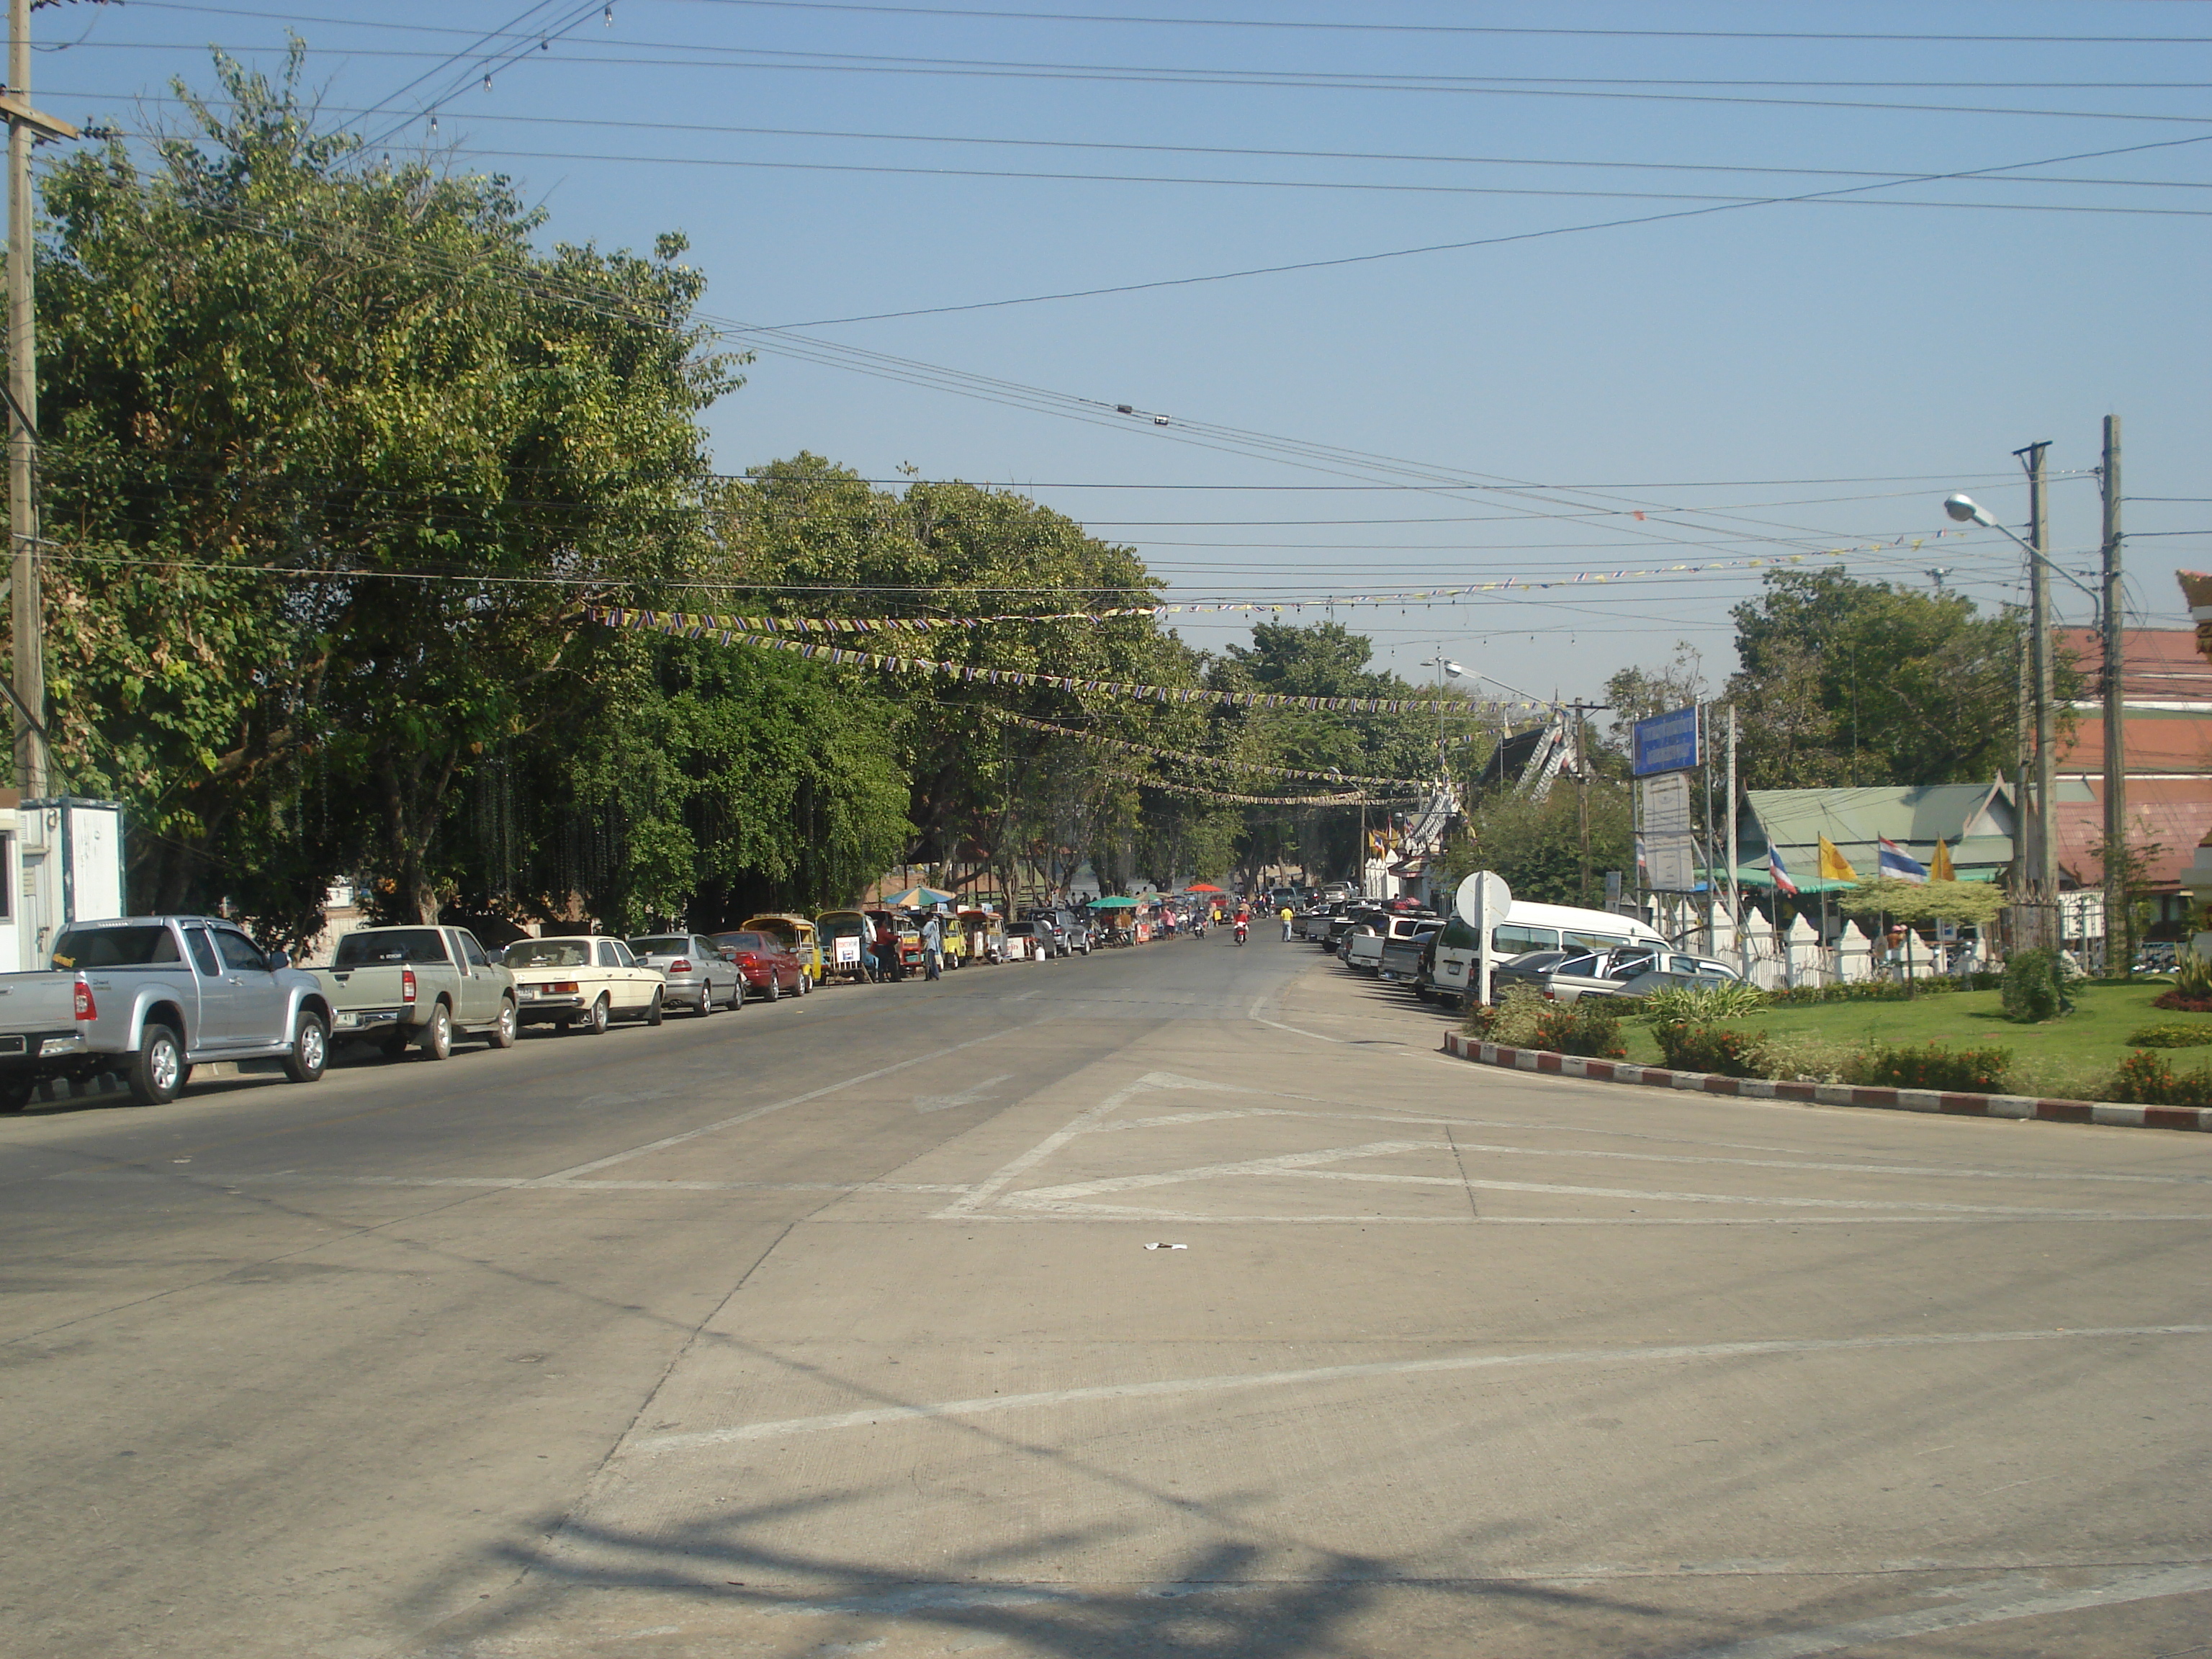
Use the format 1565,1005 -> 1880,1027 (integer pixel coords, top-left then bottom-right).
867,909 -> 925,975
743,913 -> 823,982
816,909 -> 872,981
955,906 -> 1006,965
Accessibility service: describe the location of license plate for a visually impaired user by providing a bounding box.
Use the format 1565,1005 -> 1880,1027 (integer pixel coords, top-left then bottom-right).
518,986 -> 537,999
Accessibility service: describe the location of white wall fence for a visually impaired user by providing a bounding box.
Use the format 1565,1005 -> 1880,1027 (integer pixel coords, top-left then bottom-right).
1686,902 -> 1979,989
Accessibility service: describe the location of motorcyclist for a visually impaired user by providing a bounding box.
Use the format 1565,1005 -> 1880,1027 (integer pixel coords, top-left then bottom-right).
1233,902 -> 1249,945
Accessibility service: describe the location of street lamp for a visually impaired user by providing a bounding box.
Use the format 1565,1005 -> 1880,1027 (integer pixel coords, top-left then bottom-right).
1943,451 -> 2062,949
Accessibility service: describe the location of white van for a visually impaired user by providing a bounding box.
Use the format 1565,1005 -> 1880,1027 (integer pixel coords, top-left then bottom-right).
1428,900 -> 1668,1007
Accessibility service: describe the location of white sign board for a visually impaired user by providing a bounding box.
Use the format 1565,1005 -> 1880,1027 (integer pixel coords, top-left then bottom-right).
1647,835 -> 1699,893
1639,772 -> 1694,839
833,935 -> 862,966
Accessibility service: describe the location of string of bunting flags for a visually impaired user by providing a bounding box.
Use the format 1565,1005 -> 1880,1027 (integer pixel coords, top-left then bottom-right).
584,544 -> 1911,636
588,606 -> 1542,714
981,708 -> 1430,788
1110,773 -> 1426,807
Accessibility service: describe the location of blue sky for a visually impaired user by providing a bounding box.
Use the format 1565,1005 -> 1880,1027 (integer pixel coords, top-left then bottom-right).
30,0 -> 2211,700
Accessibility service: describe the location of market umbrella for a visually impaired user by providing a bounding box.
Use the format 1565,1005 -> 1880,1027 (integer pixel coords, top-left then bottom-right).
884,884 -> 956,908
1184,883 -> 1226,894
1089,896 -> 1139,908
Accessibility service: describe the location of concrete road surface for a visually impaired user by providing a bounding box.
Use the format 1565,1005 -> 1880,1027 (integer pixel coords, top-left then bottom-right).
3,932 -> 2207,1658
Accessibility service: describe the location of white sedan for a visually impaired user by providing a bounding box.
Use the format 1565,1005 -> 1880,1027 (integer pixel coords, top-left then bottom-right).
504,936 -> 665,1034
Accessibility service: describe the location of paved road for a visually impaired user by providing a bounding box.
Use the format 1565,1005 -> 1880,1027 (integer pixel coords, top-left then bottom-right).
4,934 -> 2208,1659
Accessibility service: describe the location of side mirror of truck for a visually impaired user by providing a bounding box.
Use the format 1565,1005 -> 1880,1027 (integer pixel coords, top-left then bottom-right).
266,949 -> 291,971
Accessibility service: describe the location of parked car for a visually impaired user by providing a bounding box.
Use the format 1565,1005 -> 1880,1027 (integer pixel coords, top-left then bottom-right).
741,914 -> 824,983
314,925 -> 517,1058
1019,907 -> 1077,957
709,930 -> 810,1002
505,935 -> 665,1033
1428,899 -> 1672,1008
0,915 -> 333,1107
1535,947 -> 1745,1004
1346,912 -> 1438,974
626,933 -> 744,1017
1375,918 -> 1446,982
1485,948 -> 1576,1003
1003,920 -> 1058,961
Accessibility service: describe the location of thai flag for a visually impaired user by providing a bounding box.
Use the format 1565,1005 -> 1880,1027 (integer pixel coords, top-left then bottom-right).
1879,837 -> 1929,883
1768,845 -> 1799,896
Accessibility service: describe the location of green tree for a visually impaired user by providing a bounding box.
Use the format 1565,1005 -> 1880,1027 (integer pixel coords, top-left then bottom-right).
1725,570 -> 2036,789
32,50 -> 738,927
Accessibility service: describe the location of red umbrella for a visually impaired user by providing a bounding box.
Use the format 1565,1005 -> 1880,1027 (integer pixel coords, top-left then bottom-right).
1185,882 -> 1226,893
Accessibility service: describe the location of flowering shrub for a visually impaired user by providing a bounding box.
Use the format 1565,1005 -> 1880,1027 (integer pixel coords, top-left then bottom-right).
1840,1042 -> 2013,1092
1651,1021 -> 1766,1078
2123,1023 -> 2212,1050
2107,1050 -> 2212,1107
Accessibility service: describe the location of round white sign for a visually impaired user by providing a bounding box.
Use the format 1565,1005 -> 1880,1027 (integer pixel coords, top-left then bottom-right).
1455,870 -> 1513,930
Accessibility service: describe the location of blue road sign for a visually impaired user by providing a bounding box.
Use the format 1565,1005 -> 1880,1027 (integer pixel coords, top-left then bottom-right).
1632,706 -> 1701,776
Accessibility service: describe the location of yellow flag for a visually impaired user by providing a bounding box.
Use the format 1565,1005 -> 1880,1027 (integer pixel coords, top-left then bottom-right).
1930,837 -> 1956,881
1817,835 -> 1859,882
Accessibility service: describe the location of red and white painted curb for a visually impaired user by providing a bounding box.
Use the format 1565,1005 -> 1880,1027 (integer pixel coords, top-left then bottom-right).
1439,1029 -> 2212,1133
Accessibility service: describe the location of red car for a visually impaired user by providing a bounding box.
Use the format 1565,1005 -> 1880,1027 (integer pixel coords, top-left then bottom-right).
708,930 -> 809,1003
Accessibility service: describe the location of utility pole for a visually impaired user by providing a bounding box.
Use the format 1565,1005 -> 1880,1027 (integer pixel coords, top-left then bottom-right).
1573,702 -> 1591,904
2101,415 -> 2128,974
2020,440 -> 2056,950
1726,705 -> 1741,975
4,0 -> 72,799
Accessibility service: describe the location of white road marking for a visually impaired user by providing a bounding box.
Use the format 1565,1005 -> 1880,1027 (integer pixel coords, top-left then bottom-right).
536,1020 -> 1048,1182
1679,1562 -> 2212,1658
631,1323 -> 2212,1452
54,1171 -> 974,1194
1249,1015 -> 1346,1043
1006,1141 -> 1436,1203
938,1071 -> 1241,1218
912,1074 -> 1013,1115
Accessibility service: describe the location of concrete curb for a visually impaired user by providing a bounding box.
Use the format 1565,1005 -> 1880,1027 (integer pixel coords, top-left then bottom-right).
1438,1030 -> 2212,1133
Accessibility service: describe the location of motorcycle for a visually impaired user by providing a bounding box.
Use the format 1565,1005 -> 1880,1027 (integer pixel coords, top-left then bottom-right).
1233,922 -> 1248,946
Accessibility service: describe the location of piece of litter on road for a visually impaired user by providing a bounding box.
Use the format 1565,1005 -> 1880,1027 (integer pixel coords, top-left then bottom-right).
1143,1242 -> 1187,1251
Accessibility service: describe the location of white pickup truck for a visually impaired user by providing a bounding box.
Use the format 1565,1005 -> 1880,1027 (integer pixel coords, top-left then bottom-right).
311,925 -> 518,1059
0,915 -> 335,1109
1342,912 -> 1439,974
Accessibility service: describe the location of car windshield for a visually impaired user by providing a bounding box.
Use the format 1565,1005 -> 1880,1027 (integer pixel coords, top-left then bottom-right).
506,940 -> 590,969
628,937 -> 692,956
333,929 -> 447,967
53,925 -> 181,968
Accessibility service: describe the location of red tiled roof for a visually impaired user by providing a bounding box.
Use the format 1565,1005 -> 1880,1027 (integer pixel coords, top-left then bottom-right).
2052,778 -> 2212,889
2056,714 -> 2212,776
2054,626 -> 2212,703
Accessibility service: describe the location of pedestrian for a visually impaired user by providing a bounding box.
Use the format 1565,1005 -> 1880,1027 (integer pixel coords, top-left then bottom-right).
922,912 -> 943,980
1280,903 -> 1295,941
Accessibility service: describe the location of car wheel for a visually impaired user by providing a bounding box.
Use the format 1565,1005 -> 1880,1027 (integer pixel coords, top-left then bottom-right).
418,1001 -> 453,1061
584,994 -> 610,1035
798,971 -> 811,996
766,976 -> 781,1004
696,981 -> 716,1017
283,1013 -> 329,1084
644,990 -> 664,1028
490,999 -> 518,1049
125,1024 -> 186,1106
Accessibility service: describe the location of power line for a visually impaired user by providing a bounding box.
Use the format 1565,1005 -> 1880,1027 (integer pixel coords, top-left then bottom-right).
57,38 -> 2212,128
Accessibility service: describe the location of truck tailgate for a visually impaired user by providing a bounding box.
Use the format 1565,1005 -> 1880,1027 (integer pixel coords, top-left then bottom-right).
313,966 -> 415,1032
0,974 -> 85,1052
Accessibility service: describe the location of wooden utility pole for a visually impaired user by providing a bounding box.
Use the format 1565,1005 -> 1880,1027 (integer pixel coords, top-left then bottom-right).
2020,440 -> 2056,948
2101,415 -> 2128,973
4,0 -> 73,799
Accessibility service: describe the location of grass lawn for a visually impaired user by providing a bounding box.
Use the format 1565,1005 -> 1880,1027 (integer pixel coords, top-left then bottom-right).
1615,979 -> 2208,1092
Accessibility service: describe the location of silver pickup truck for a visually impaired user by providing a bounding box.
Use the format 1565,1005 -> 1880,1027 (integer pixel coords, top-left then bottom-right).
311,925 -> 518,1059
0,915 -> 335,1109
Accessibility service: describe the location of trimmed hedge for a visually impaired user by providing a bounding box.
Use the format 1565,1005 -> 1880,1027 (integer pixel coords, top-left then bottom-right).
1651,1021 -> 1765,1078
